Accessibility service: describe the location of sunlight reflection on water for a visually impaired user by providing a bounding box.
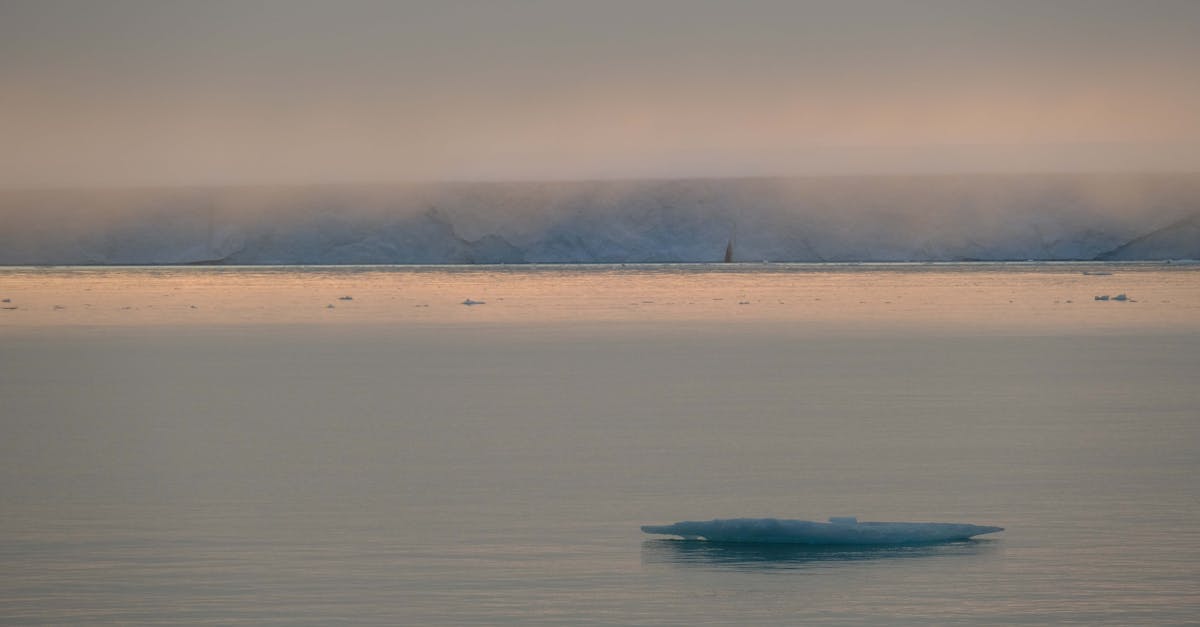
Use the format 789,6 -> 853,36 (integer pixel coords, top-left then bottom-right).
1,262 -> 1197,332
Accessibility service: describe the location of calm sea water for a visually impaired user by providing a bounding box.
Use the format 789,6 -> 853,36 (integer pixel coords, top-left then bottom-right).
1,264 -> 1198,624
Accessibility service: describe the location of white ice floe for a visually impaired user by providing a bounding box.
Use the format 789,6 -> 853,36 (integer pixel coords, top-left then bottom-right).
641,517 -> 1003,545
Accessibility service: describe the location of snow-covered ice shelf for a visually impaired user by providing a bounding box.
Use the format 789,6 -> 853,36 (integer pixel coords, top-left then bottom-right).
3,174 -> 1197,264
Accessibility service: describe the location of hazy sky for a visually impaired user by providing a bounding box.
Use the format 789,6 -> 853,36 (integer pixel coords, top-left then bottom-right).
3,0 -> 1199,186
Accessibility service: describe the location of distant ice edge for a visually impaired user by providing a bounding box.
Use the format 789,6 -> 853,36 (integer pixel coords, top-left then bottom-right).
2,174 -> 1198,264
641,517 -> 1004,545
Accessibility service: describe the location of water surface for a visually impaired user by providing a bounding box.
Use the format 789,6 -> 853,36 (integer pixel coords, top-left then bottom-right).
1,263 -> 1197,624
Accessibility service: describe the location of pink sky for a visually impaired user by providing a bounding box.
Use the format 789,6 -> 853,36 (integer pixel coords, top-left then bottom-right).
3,0 -> 1199,187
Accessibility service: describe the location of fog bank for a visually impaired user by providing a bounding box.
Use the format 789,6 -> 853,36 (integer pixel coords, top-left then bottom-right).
3,174 -> 1198,264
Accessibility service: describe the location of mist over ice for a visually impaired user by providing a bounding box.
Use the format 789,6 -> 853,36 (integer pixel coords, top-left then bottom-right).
2,174 -> 1198,264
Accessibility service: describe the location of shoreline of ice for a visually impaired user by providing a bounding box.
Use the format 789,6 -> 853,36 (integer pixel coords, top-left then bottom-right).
3,174 -> 1198,265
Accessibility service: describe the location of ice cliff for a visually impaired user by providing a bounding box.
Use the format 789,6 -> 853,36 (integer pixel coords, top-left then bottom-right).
2,174 -> 1198,264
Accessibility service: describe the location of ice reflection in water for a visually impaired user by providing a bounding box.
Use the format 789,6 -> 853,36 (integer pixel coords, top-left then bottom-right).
642,538 -> 999,572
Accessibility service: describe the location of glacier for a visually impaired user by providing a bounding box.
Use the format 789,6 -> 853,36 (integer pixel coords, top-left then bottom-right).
641,517 -> 1003,545
1,173 -> 1198,265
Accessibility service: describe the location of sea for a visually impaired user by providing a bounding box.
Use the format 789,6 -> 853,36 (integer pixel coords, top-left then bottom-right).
1,263 -> 1197,624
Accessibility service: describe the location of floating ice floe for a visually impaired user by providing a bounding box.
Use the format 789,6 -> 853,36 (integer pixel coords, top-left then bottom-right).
641,517 -> 1003,545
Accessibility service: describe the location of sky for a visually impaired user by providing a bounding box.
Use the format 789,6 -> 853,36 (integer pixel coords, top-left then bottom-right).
2,0 -> 1199,187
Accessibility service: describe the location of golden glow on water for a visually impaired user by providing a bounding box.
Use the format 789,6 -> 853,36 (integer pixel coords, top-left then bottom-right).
1,264 -> 1198,333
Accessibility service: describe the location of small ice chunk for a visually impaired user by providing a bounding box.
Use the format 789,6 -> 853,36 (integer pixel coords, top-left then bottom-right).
641,517 -> 1003,545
